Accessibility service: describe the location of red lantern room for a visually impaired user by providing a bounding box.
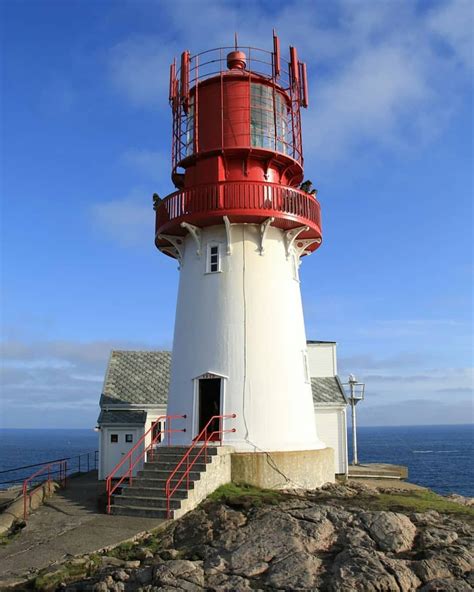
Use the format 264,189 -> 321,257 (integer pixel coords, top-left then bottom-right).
155,33 -> 322,258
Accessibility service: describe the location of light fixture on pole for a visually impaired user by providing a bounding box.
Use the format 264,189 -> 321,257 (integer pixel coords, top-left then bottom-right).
343,374 -> 365,465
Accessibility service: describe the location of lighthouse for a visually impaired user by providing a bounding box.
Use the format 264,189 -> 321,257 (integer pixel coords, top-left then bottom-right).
155,36 -> 333,486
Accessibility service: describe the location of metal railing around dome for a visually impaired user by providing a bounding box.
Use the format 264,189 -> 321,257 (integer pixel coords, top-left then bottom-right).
169,44 -> 305,171
156,181 -> 322,235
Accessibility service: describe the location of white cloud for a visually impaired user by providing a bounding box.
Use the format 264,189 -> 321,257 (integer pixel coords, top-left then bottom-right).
105,0 -> 472,162
89,192 -> 152,247
0,337 -> 163,427
108,36 -> 174,106
427,0 -> 474,68
121,148 -> 170,182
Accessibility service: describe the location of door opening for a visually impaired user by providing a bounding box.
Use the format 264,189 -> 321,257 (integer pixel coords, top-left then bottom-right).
198,378 -> 221,441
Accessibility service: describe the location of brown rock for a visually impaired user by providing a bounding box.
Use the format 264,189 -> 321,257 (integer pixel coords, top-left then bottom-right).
206,573 -> 252,591
265,551 -> 322,589
419,578 -> 473,591
330,548 -> 401,591
419,527 -> 459,549
360,511 -> 417,552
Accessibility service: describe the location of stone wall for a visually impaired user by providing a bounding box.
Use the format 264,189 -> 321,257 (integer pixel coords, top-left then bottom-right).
231,447 -> 335,489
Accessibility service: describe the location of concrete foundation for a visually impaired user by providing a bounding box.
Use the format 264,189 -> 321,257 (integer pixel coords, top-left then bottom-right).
231,447 -> 335,490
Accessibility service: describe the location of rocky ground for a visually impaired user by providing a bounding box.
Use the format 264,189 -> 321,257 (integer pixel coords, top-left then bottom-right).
24,482 -> 474,591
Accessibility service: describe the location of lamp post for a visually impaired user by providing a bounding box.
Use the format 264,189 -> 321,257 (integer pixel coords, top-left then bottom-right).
344,374 -> 365,466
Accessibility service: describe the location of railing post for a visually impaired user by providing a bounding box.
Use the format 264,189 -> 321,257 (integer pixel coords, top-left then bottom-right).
23,482 -> 27,521
129,454 -> 132,485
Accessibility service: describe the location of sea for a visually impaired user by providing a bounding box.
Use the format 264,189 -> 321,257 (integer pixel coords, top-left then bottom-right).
0,425 -> 473,496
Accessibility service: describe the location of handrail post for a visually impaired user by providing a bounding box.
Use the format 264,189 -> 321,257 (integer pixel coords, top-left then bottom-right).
23,481 -> 27,520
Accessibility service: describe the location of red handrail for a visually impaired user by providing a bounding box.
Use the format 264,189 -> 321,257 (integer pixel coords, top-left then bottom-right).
23,460 -> 67,520
105,414 -> 186,514
165,414 -> 236,518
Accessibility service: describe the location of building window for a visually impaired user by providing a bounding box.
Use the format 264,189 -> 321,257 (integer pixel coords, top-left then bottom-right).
206,243 -> 221,273
250,83 -> 288,154
125,434 -> 133,443
302,351 -> 310,383
110,434 -> 118,443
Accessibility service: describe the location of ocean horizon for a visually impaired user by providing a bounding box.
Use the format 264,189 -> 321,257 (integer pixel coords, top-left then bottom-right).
1,424 -> 472,497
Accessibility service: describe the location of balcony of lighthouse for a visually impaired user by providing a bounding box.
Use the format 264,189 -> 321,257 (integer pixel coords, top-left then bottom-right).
154,181 -> 322,258
169,44 -> 306,189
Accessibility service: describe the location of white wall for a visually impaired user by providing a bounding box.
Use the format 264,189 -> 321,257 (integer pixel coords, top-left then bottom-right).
166,223 -> 326,452
314,407 -> 347,474
99,426 -> 144,480
307,343 -> 337,377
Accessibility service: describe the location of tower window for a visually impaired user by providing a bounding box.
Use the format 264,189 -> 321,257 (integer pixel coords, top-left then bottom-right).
206,243 -> 221,273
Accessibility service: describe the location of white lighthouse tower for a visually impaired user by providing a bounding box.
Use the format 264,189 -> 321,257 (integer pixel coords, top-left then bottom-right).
155,37 -> 333,486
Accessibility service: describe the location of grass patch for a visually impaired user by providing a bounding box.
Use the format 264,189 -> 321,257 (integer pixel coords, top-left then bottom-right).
33,561 -> 92,591
376,490 -> 474,516
208,482 -> 284,508
340,489 -> 474,518
107,540 -> 138,561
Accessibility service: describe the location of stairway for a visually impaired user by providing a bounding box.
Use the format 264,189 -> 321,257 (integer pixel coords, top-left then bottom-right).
110,445 -> 232,519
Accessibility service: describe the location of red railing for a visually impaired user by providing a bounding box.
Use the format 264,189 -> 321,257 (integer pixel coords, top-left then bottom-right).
156,181 -> 322,238
165,414 -> 236,518
106,414 -> 186,514
23,460 -> 67,520
169,43 -> 305,170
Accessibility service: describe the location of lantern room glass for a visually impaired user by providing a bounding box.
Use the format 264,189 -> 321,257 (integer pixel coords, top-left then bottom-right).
250,83 -> 288,154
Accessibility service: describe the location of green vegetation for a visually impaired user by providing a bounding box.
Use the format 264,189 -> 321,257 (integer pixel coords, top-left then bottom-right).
107,540 -> 138,561
207,482 -> 285,507
33,562 -> 89,591
374,490 -> 474,516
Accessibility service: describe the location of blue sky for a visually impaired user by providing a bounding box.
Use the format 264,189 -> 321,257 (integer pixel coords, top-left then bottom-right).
1,0 -> 472,428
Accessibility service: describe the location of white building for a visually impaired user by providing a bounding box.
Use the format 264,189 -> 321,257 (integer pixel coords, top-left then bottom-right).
97,341 -> 348,480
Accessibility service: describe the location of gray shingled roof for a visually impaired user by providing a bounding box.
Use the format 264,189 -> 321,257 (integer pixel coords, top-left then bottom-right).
98,409 -> 146,425
100,351 -> 171,406
100,350 -> 347,410
311,377 -> 347,406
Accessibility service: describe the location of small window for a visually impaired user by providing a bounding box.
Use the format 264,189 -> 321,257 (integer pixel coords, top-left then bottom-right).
110,434 -> 118,443
206,243 -> 221,273
125,434 -> 133,443
302,351 -> 310,383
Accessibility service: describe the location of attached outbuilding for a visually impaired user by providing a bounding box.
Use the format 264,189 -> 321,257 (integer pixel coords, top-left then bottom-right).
97,341 -> 349,480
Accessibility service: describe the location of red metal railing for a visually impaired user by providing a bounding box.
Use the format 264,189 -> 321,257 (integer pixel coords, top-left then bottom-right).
156,181 -> 322,239
106,414 -> 186,514
165,414 -> 236,518
170,43 -> 305,171
23,460 -> 67,520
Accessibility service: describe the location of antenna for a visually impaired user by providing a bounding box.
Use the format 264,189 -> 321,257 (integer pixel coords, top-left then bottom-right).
234,32 -> 238,50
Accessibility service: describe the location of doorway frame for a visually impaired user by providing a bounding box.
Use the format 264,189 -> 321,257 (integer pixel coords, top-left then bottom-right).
192,371 -> 227,440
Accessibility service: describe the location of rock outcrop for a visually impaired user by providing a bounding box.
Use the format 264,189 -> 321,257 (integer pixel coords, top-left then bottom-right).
42,483 -> 474,591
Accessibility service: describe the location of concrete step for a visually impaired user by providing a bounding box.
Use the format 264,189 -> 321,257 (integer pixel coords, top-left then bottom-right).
146,451 -> 217,463
129,474 -> 201,489
114,495 -> 181,510
121,486 -> 190,499
141,461 -> 209,473
111,505 -> 172,519
135,469 -> 202,480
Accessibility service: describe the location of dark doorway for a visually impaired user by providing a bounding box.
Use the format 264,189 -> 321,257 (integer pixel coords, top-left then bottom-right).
198,378 -> 221,441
